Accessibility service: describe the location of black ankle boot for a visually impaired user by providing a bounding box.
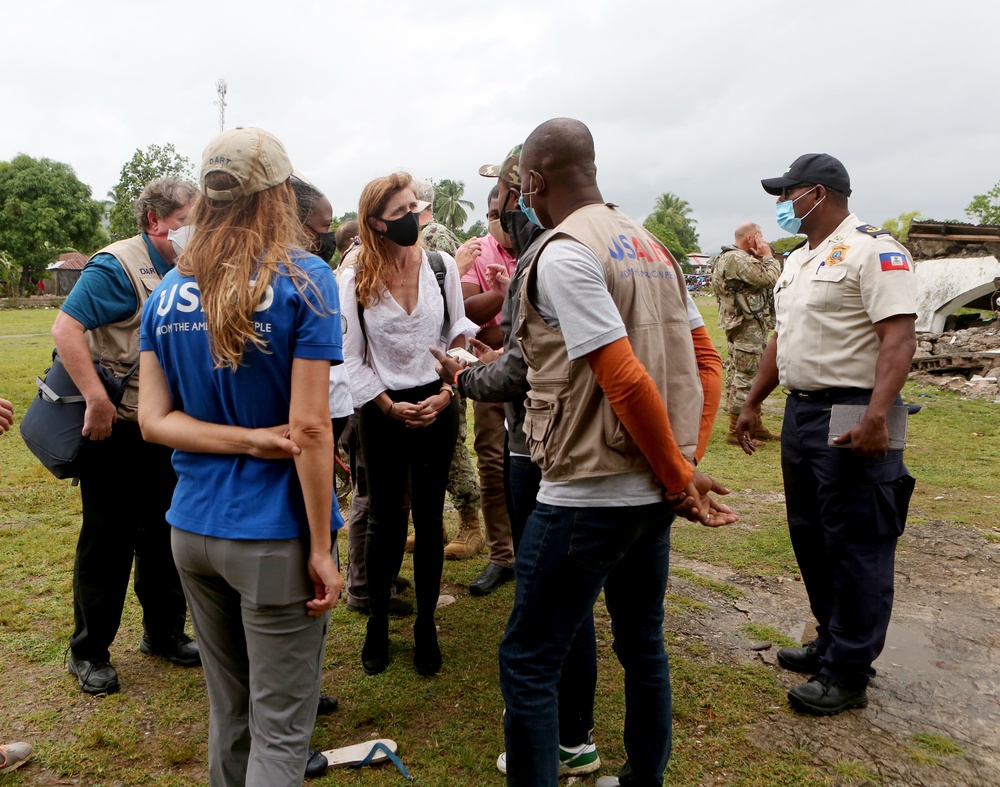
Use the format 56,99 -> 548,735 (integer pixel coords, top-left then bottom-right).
413,619 -> 441,677
362,616 -> 389,675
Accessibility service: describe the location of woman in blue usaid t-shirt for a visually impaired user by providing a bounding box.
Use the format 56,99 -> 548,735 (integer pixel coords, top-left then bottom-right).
138,128 -> 343,787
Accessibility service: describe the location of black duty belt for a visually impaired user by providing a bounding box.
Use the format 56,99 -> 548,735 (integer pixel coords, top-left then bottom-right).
786,387 -> 871,403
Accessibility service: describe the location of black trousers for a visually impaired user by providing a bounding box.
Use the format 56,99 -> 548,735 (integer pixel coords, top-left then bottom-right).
71,420 -> 188,661
781,392 -> 915,688
359,382 -> 458,623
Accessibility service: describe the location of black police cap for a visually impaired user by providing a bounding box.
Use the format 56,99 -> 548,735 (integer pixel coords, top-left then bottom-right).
761,153 -> 852,197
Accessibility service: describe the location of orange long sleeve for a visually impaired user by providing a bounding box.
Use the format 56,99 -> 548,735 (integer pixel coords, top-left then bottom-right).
586,337 -> 694,494
690,325 -> 723,462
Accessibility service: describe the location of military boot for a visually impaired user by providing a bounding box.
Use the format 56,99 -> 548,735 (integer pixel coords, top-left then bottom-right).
726,413 -> 762,446
755,406 -> 781,441
444,511 -> 485,560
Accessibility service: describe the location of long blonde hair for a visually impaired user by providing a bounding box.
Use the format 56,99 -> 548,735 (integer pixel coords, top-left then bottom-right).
355,172 -> 421,308
179,174 -> 321,370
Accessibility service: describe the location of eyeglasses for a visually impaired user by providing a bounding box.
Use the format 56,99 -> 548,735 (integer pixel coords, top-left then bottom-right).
779,183 -> 815,201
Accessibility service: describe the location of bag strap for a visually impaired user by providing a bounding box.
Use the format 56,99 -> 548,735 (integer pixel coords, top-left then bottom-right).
36,358 -> 140,406
36,377 -> 85,404
426,251 -> 450,343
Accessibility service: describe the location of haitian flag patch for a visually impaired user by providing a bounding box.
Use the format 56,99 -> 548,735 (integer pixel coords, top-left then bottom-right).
879,252 -> 910,271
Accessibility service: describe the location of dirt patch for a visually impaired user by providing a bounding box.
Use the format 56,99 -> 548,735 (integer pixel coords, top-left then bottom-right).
668,519 -> 1000,786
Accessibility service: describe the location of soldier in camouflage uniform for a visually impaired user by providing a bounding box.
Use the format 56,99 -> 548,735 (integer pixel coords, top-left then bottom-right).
410,177 -> 485,558
711,222 -> 782,443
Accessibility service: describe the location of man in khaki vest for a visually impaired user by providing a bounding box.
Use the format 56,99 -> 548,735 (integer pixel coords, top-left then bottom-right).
51,177 -> 199,695
497,118 -> 736,787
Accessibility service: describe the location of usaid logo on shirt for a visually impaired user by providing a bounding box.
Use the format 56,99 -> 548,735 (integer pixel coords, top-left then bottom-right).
155,280 -> 274,316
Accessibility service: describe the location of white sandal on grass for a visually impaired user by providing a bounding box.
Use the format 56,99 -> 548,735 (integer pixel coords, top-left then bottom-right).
312,739 -> 412,780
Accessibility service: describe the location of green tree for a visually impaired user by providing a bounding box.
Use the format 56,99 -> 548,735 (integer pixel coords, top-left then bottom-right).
966,181 -> 1000,225
456,220 -> 487,243
770,236 -> 805,256
433,179 -> 474,232
646,192 -> 700,252
0,154 -> 105,294
882,210 -> 923,242
643,219 -> 689,268
107,143 -> 193,241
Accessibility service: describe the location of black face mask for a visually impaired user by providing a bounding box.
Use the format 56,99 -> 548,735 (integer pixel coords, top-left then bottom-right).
502,209 -> 539,259
380,211 -> 420,247
315,232 -> 337,263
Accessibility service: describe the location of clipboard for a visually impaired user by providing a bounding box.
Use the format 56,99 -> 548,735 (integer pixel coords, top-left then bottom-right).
827,404 -> 908,451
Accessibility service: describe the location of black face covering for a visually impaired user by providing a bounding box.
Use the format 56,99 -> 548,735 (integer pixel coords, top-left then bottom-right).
498,189 -> 536,258
315,232 -> 337,263
502,209 -> 539,259
380,211 -> 420,247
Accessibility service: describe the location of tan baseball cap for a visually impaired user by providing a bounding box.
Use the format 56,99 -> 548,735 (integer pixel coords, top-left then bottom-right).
201,127 -> 293,201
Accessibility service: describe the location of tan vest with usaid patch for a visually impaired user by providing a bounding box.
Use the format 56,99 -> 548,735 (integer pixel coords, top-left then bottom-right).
84,235 -> 165,421
516,203 -> 703,482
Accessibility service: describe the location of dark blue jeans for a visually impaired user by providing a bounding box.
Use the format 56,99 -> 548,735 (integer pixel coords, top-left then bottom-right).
507,454 -> 596,748
499,501 -> 673,787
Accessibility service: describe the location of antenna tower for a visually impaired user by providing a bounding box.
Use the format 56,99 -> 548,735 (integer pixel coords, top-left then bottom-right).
215,79 -> 228,132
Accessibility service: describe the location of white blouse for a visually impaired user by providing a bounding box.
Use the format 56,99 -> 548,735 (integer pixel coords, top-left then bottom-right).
339,250 -> 477,408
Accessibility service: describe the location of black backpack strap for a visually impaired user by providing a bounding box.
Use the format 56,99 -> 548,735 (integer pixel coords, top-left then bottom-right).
427,251 -> 450,343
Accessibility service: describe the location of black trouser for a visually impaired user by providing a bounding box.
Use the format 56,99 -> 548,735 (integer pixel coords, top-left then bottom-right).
359,382 -> 458,625
71,420 -> 187,661
781,391 -> 915,688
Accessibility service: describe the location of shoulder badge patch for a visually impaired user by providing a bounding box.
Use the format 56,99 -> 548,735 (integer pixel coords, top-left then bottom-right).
879,252 -> 910,271
856,224 -> 890,237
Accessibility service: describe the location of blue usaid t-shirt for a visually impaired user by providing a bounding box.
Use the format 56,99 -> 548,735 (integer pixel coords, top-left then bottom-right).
140,251 -> 345,539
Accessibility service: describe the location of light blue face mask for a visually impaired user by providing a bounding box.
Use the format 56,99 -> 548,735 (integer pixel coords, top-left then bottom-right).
519,176 -> 545,228
775,186 -> 823,235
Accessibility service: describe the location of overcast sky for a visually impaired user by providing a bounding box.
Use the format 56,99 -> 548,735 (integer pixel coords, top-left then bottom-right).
2,0 -> 996,253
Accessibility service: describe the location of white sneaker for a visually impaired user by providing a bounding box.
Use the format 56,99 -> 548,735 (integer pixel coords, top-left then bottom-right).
596,777 -> 620,787
495,735 -> 601,777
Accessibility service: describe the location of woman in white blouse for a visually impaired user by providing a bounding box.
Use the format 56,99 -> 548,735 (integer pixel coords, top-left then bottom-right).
339,173 -> 476,677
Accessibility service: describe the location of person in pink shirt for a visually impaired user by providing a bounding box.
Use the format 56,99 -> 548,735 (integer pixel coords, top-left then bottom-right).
460,187 -> 519,595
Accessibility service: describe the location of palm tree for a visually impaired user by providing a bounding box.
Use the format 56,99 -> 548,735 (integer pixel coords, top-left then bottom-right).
433,179 -> 475,232
648,192 -> 699,252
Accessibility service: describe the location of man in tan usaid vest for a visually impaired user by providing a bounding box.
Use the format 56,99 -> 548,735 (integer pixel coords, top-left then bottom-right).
497,118 -> 736,787
51,178 -> 200,695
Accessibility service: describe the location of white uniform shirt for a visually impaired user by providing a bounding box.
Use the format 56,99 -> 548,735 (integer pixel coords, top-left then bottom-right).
774,213 -> 917,391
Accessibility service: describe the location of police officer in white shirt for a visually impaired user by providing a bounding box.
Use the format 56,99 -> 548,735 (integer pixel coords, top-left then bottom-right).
736,153 -> 917,716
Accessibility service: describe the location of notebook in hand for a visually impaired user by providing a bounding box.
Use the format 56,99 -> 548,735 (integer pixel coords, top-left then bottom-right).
827,404 -> 908,451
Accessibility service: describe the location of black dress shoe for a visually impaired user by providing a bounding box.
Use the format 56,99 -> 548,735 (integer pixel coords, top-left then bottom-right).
362,618 -> 390,675
787,674 -> 868,716
413,620 -> 441,677
304,748 -> 328,778
68,653 -> 120,695
140,633 -> 202,667
776,641 -> 823,674
469,563 -> 515,596
316,693 -> 339,715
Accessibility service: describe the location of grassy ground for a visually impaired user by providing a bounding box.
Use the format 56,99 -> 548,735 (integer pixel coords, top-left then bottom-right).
0,301 -> 997,785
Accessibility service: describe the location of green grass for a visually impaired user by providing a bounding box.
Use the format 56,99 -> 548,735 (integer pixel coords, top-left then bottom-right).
740,623 -> 800,649
671,566 -> 744,599
907,732 -> 966,765
1,301 -> 996,785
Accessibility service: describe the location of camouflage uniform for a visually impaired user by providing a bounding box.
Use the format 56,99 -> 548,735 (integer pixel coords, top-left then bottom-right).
420,223 -> 482,521
445,395 -> 481,518
420,222 -> 461,256
711,246 -> 781,415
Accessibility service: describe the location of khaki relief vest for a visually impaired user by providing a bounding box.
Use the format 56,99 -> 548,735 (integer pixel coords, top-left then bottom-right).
515,203 -> 703,481
84,235 -> 164,422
